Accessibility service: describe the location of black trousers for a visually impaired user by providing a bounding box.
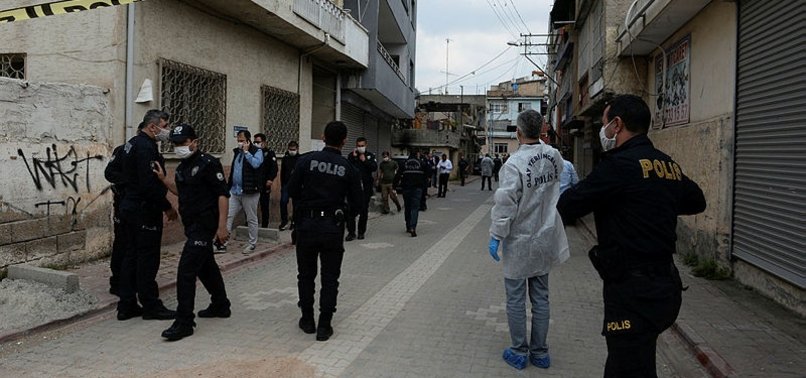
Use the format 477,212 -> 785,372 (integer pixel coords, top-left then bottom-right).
438,173 -> 449,197
259,187 -> 271,228
296,230 -> 345,314
481,176 -> 492,190
602,266 -> 682,378
459,171 -> 466,186
109,204 -> 129,295
420,183 -> 428,210
175,222 -> 228,324
118,208 -> 164,312
346,189 -> 372,236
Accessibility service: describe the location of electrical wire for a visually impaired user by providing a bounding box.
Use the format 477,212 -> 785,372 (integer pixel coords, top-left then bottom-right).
427,46 -> 514,91
494,0 -> 524,36
508,0 -> 532,34
485,0 -> 518,39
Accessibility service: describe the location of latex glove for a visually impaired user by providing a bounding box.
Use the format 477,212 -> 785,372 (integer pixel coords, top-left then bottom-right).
488,238 -> 500,262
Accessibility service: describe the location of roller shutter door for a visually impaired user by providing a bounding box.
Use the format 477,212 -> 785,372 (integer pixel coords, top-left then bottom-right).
342,103 -> 364,156
732,0 -> 806,288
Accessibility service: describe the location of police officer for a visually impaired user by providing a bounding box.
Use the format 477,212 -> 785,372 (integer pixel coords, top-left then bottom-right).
287,121 -> 363,341
345,137 -> 377,241
393,151 -> 426,237
153,124 -> 232,341
117,110 -> 178,321
104,141 -> 129,296
557,94 -> 706,377
253,133 -> 278,228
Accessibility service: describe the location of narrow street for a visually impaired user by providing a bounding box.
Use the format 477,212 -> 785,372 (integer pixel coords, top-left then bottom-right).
0,182 -> 704,377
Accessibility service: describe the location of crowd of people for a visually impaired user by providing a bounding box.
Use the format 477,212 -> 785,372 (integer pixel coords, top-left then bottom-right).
105,95 -> 705,377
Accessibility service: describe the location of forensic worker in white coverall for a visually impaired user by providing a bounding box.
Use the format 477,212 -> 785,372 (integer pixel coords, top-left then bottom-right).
489,109 -> 570,371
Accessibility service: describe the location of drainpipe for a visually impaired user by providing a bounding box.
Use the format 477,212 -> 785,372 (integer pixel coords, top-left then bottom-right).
124,3 -> 136,142
335,72 -> 342,121
297,32 -> 331,95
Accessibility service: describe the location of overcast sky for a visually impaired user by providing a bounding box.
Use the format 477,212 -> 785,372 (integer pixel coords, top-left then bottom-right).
415,0 -> 553,95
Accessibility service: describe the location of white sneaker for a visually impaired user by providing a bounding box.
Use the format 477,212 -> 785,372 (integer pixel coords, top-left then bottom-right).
242,244 -> 256,255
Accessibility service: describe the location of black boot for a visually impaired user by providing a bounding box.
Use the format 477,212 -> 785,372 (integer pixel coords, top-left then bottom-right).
198,299 -> 231,318
299,308 -> 316,334
161,320 -> 195,341
316,312 -> 334,341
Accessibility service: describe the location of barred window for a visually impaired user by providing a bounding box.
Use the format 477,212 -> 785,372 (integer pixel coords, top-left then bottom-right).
159,59 -> 226,154
261,85 -> 300,153
1,53 -> 26,79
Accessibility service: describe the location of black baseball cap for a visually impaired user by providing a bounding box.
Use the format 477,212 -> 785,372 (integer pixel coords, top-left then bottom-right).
170,123 -> 197,143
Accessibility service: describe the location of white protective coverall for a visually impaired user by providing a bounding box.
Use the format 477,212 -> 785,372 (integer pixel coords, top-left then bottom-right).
490,142 -> 570,279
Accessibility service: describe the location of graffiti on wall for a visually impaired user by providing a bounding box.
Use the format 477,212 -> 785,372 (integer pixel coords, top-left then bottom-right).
655,35 -> 691,127
16,144 -> 104,193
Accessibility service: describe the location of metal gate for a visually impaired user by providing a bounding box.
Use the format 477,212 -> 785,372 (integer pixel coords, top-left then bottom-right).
342,103 -> 364,155
733,0 -> 806,288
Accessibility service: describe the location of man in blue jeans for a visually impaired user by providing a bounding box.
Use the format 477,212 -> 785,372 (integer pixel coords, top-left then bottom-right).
489,109 -> 570,370
393,152 -> 426,237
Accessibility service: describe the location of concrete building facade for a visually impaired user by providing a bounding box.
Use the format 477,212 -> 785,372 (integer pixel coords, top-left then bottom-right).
483,76 -> 547,156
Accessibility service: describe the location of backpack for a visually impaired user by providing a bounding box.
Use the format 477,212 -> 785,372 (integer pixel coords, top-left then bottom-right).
105,144 -> 127,186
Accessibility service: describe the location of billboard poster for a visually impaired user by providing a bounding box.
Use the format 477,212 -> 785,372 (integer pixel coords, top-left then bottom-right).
655,35 -> 691,127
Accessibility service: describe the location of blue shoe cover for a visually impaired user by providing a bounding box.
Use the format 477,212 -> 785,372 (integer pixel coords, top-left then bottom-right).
530,354 -> 551,369
502,348 -> 527,370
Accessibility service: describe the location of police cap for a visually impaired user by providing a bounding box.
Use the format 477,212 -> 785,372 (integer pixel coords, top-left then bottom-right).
170,123 -> 197,143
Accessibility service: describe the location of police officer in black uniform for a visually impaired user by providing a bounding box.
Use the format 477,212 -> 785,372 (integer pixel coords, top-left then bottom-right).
105,141 -> 130,296
117,110 -> 177,321
254,133 -> 279,228
153,124 -> 232,341
287,121 -> 363,341
557,95 -> 706,377
345,136 -> 377,241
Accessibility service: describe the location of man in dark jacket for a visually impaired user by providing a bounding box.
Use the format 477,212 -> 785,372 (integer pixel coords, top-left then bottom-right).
393,152 -> 427,237
117,110 -> 177,321
458,153 -> 469,186
419,150 -> 433,211
557,94 -> 706,377
225,130 -> 264,254
253,133 -> 278,228
105,142 -> 128,297
345,137 -> 377,241
278,140 -> 300,231
493,153 -> 503,182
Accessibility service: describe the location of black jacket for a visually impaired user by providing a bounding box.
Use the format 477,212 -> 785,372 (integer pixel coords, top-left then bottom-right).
287,147 -> 363,234
175,151 -> 230,228
393,156 -> 427,190
347,150 -> 378,192
280,151 -> 300,187
105,144 -> 127,205
258,148 -> 278,186
228,144 -> 262,194
120,132 -> 171,212
557,134 -> 706,268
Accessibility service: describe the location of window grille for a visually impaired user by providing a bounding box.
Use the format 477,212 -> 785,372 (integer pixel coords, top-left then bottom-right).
159,59 -> 227,154
494,143 -> 508,154
0,53 -> 25,79
261,85 -> 300,153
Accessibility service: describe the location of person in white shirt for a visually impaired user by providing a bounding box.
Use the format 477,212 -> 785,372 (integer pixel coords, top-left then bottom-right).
436,154 -> 453,198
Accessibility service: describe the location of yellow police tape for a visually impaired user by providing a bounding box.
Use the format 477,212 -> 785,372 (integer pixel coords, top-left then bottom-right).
0,0 -> 141,23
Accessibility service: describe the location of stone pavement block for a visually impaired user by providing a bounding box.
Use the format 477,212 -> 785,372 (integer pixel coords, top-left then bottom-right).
234,226 -> 279,242
7,264 -> 79,293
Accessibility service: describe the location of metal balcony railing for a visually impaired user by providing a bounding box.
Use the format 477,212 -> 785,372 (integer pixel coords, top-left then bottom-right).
391,128 -> 461,148
293,0 -> 345,42
377,41 -> 406,83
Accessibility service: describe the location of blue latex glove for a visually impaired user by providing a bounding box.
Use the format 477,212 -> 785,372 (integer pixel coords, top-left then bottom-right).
489,238 -> 501,262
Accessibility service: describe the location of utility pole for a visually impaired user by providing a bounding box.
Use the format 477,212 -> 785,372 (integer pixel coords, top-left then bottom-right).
509,33 -> 560,87
445,38 -> 452,95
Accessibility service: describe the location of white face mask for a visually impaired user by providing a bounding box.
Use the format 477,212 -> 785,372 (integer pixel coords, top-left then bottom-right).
288,150 -> 297,156
383,157 -> 390,161
156,127 -> 171,142
237,142 -> 245,148
175,145 -> 194,159
357,146 -> 366,154
599,120 -> 617,151
254,142 -> 263,148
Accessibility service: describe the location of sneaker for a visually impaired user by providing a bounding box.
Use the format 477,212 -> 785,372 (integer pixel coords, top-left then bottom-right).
299,316 -> 316,334
396,204 -> 402,212
345,234 -> 356,242
214,241 -> 227,254
502,348 -> 527,370
530,354 -> 551,369
357,234 -> 365,240
242,244 -> 256,254
289,222 -> 295,231
278,221 -> 288,231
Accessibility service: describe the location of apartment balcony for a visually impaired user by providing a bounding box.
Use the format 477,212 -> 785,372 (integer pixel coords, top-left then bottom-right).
616,0 -> 711,56
391,128 -> 461,149
193,0 -> 369,68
